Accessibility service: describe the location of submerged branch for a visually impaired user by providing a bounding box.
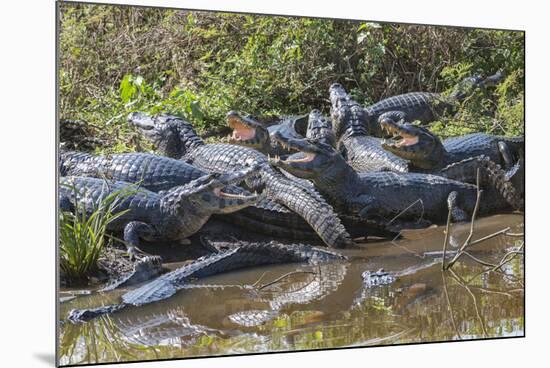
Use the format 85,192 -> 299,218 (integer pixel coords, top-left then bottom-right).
467,227 -> 511,248
441,207 -> 453,270
445,169 -> 482,269
442,168 -> 524,275
387,198 -> 424,225
256,270 -> 316,291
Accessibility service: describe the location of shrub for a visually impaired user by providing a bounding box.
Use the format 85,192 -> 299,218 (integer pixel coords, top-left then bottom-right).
58,2 -> 524,153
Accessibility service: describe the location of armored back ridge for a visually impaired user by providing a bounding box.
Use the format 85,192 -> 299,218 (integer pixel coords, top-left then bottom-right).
60,168 -> 260,257
328,86 -> 410,173
128,112 -> 353,248
59,150 -> 354,241
127,112 -> 205,159
306,109 -> 336,147
60,151 -> 206,191
270,133 -> 519,226
67,241 -> 347,322
363,72 -> 504,130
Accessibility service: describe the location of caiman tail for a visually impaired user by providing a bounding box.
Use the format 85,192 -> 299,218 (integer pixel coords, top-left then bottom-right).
260,168 -> 353,248
439,155 -> 524,210
67,242 -> 346,323
127,112 -> 353,248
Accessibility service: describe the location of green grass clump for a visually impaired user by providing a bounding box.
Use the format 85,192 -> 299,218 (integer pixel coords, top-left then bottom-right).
59,185 -> 132,281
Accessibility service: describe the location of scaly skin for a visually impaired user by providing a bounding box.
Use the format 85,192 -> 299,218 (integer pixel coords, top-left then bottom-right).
60,168 -> 259,253
67,241 -> 347,322
270,135 -> 517,226
111,308 -> 222,347
60,151 -> 206,192
377,118 -> 524,209
379,118 -> 524,171
60,150 -> 331,239
128,112 -> 353,248
437,156 -> 524,209
99,255 -> 163,291
306,109 -> 336,147
327,88 -> 410,173
361,72 -> 504,133
224,114 -> 442,234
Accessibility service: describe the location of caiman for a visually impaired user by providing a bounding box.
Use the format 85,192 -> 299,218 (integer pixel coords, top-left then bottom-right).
359,71 -> 505,135
379,117 -> 524,171
59,168 -> 259,255
270,134 -> 522,227
60,151 -> 396,241
328,85 -> 522,198
127,112 -> 352,248
60,151 -> 321,239
226,110 -> 337,153
329,85 -> 411,173
67,241 -> 346,322
379,117 -> 525,203
227,111 -> 308,156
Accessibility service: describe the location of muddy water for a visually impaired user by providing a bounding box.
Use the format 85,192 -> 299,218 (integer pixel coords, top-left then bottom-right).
58,214 -> 524,366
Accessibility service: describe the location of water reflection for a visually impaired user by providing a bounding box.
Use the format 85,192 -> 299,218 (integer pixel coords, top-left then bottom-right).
59,214 -> 524,365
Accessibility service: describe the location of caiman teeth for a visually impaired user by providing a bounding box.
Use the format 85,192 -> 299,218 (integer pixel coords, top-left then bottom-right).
218,190 -> 257,200
283,153 -> 316,163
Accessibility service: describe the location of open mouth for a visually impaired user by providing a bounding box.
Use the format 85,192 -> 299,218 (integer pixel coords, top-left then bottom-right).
280,152 -> 316,163
228,117 -> 256,141
213,188 -> 257,200
380,122 -> 419,147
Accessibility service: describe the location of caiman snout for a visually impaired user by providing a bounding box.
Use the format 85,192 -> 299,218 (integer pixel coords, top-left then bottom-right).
380,118 -> 420,148
127,112 -> 155,130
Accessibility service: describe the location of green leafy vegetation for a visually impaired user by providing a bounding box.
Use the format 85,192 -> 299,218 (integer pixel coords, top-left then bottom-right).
59,3 -> 524,155
59,184 -> 134,281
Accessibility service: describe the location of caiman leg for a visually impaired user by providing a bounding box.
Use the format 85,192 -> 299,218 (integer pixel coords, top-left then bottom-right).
498,141 -> 515,170
447,191 -> 469,222
123,221 -> 157,258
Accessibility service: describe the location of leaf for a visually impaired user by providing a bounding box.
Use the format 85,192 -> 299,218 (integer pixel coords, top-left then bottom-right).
119,74 -> 137,103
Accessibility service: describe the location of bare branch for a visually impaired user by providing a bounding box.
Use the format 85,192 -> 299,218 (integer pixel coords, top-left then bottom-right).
441,207 -> 452,270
